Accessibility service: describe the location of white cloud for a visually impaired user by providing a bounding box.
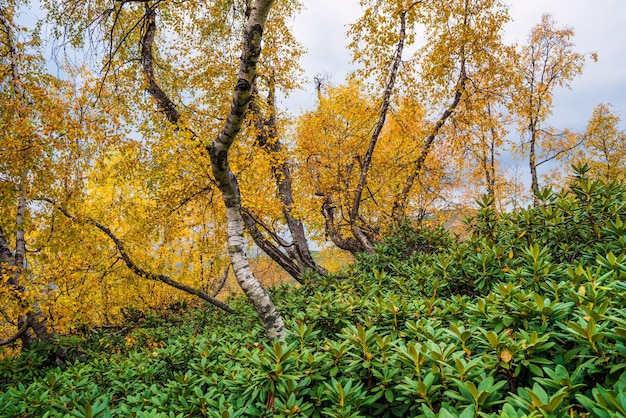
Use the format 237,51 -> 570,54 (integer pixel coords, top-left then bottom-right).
287,0 -> 626,130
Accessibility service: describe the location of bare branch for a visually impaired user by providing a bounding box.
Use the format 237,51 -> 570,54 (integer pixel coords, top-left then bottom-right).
537,133 -> 586,167
0,319 -> 30,346
167,185 -> 213,215
210,265 -> 230,298
41,199 -> 235,314
242,207 -> 291,248
241,210 -> 303,281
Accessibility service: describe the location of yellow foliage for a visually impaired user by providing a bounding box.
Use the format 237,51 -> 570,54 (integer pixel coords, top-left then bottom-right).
569,104 -> 626,182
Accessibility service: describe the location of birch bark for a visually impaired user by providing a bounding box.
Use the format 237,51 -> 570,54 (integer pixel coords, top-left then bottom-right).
207,0 -> 285,340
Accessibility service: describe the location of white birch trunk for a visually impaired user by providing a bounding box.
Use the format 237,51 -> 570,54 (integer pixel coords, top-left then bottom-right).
208,0 -> 285,340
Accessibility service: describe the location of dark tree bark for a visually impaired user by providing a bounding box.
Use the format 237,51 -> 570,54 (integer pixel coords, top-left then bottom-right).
321,9 -> 409,255
0,7 -> 53,350
0,223 -> 54,349
43,200 -> 235,314
249,83 -> 327,279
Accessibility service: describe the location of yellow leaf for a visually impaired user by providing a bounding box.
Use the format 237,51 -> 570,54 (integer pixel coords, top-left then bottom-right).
125,335 -> 135,347
500,349 -> 512,363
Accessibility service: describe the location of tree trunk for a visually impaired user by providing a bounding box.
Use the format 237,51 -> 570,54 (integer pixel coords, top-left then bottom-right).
207,0 -> 285,340
321,197 -> 366,254
487,124 -> 497,199
0,222 -> 53,350
138,0 -> 286,338
391,64 -> 467,224
321,9 -> 408,255
141,4 -> 322,283
0,7 -> 53,349
529,124 -> 539,198
249,83 -> 327,279
348,11 -> 407,253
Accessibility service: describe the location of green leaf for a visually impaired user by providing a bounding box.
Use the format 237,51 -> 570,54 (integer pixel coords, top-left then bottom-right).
384,388 -> 394,403
458,404 -> 476,418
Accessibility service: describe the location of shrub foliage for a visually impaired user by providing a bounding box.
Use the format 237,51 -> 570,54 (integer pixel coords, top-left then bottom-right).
1,166 -> 626,417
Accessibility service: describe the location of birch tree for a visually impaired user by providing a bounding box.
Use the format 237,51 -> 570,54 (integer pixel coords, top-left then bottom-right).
297,0 -> 511,254
45,0 -> 287,339
563,104 -> 626,182
510,14 -> 586,196
0,5 -> 59,348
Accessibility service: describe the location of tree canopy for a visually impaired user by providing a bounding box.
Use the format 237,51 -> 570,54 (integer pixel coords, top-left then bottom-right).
0,0 -> 619,348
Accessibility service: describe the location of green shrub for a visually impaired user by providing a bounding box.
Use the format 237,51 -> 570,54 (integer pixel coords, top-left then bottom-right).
2,168 -> 626,417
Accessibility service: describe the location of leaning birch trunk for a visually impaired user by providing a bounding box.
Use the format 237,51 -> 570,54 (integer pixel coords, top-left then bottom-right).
207,0 -> 285,340
140,3 -> 319,284
346,10 -> 407,254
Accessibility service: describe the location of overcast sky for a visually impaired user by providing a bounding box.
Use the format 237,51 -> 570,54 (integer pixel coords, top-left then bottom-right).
19,0 -> 625,139
286,0 -> 626,133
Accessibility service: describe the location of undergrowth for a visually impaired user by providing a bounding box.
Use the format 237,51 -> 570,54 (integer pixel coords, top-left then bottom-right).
1,165 -> 626,417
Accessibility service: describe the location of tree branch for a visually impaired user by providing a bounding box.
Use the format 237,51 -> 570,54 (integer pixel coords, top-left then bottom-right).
0,319 -> 30,346
321,197 -> 365,254
536,132 -> 586,167
0,225 -> 16,270
392,48 -> 468,223
140,3 -> 181,124
240,210 -> 303,281
249,85 -> 327,277
210,265 -> 230,298
349,10 -> 407,253
242,207 -> 291,248
42,199 -> 235,314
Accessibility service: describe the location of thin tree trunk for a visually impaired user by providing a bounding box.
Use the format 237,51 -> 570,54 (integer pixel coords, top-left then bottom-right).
15,183 -> 37,348
391,67 -> 467,224
141,4 -> 322,283
391,2 -> 473,224
207,0 -> 285,340
485,104 -> 498,199
529,125 -> 539,197
0,7 -> 53,349
139,0 -> 285,338
347,10 -> 407,254
321,8 -> 408,255
487,126 -> 497,199
0,221 -> 53,349
249,83 -> 327,279
600,137 -> 613,182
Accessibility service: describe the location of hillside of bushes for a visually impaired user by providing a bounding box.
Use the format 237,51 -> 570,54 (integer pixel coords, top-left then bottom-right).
1,168 -> 625,417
